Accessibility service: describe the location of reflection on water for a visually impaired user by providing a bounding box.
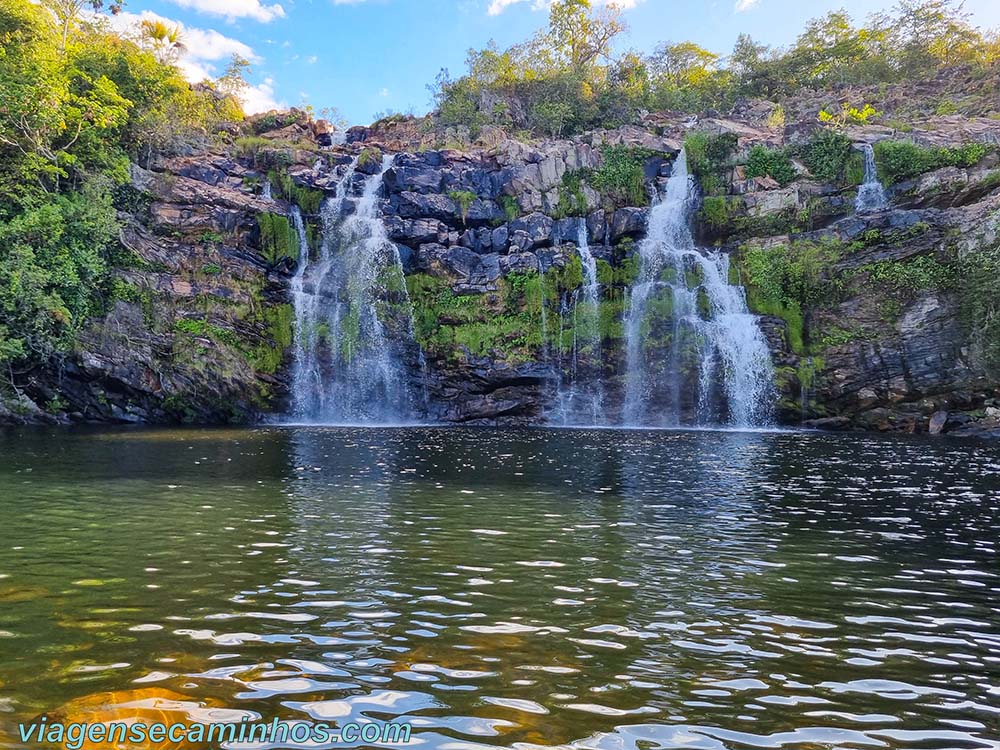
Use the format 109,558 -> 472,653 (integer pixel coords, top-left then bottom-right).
0,426 -> 999,749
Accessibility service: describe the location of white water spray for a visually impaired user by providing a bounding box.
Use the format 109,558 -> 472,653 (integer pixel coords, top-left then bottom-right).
289,155 -> 424,424
622,149 -> 776,428
855,143 -> 888,213
550,218 -> 605,425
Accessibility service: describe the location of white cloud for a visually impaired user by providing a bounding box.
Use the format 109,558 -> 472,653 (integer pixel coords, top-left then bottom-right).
735,0 -> 760,11
379,87 -> 390,97
165,0 -> 285,23
110,10 -> 258,64
487,0 -> 641,15
242,77 -> 283,113
108,11 -> 281,113
306,55 -> 318,64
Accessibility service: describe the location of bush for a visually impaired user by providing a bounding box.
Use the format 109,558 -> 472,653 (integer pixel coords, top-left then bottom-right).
874,140 -> 991,184
700,196 -> 732,229
587,145 -> 657,207
959,248 -> 1000,369
448,190 -> 477,223
745,145 -> 796,185
740,237 -> 847,351
554,170 -> 589,218
257,213 -> 299,265
802,130 -> 853,183
685,132 -> 738,196
0,183 -> 119,366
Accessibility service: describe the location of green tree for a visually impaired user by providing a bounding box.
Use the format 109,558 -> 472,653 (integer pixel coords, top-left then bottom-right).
547,0 -> 625,73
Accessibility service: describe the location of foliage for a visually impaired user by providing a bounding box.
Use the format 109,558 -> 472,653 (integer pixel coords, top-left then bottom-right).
0,0 -> 246,374
800,130 -> 854,183
586,145 -> 658,207
740,238 -> 847,352
699,196 -> 733,230
554,170 -> 589,218
269,170 -> 325,214
257,213 -> 299,266
685,132 -> 738,196
745,145 -> 796,185
873,139 -> 990,184
429,0 -> 1000,138
855,254 -> 952,294
818,103 -> 879,127
448,190 -> 477,223
499,194 -> 521,222
406,272 -> 544,361
959,247 -> 1000,369
0,180 -> 118,365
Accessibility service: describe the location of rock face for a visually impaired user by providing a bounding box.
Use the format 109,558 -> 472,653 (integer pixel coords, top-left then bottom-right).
2,152 -> 294,425
4,109 -> 1000,436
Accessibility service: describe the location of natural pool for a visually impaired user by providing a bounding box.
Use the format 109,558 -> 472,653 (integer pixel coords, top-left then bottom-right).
0,426 -> 998,749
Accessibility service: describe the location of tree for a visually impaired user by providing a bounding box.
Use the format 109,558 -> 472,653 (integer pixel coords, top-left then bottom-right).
218,54 -> 251,97
648,41 -> 719,89
871,0 -> 983,76
39,0 -> 123,51
547,0 -> 625,73
140,18 -> 185,65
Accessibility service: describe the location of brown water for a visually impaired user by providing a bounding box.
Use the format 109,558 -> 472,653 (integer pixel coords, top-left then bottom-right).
0,426 -> 998,749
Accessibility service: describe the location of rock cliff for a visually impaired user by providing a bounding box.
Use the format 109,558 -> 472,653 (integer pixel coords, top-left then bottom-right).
3,108 -> 1000,437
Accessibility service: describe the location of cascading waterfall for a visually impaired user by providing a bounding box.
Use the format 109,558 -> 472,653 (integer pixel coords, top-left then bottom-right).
855,143 -> 888,213
289,155 -> 424,424
550,219 -> 605,425
622,149 -> 776,428
261,179 -> 273,201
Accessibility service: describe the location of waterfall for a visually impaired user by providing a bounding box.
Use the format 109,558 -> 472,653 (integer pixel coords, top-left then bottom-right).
289,155 -> 424,425
622,149 -> 776,428
550,219 -> 605,425
262,179 -> 272,201
855,143 -> 888,213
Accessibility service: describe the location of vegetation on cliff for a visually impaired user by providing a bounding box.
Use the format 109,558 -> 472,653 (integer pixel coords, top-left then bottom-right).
0,0 -> 244,376
432,0 -> 1000,138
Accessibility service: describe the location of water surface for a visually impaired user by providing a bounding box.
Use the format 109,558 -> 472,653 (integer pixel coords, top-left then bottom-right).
0,426 -> 998,749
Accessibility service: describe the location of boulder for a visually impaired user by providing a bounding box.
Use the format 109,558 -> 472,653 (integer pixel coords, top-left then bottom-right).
312,119 -> 335,147
417,244 -> 501,289
610,207 -> 648,242
929,410 -> 949,435
509,212 -> 554,248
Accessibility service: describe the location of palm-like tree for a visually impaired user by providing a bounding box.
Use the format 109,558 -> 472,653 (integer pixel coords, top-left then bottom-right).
141,19 -> 186,65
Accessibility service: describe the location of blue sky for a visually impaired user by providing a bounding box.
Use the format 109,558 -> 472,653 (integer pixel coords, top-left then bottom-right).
111,0 -> 1000,124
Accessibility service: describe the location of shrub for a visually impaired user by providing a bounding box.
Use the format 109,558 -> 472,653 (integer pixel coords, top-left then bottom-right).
257,213 -> 299,265
740,238 -> 847,352
554,170 -> 589,218
448,190 -> 477,223
959,247 -> 1000,369
745,145 -> 796,185
874,140 -> 991,184
802,130 -> 853,183
700,196 -> 732,230
499,195 -> 520,222
586,145 -> 657,207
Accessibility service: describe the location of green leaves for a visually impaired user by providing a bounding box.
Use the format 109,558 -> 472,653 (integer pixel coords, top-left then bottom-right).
745,145 -> 796,185
0,184 -> 118,365
586,145 -> 657,207
873,140 -> 990,185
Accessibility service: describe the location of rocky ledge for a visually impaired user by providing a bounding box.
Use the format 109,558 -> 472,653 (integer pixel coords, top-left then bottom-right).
3,108 -> 1000,437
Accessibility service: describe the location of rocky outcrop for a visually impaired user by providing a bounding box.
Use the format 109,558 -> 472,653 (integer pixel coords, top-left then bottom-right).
5,107 -> 1000,436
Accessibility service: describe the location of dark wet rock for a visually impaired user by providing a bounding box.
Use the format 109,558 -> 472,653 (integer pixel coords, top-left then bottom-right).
929,410 -> 949,434
610,208 -> 648,241
509,213 -> 554,248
